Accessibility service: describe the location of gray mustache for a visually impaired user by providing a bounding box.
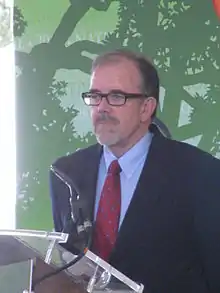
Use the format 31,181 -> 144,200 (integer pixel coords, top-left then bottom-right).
95,113 -> 119,124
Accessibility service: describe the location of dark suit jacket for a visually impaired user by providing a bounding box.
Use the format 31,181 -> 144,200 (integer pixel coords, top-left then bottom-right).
50,134 -> 220,293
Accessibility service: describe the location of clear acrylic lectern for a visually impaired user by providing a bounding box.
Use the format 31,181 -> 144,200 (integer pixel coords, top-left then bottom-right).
0,229 -> 144,293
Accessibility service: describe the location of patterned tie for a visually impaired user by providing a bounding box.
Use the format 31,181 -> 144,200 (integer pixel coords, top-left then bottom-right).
93,160 -> 121,261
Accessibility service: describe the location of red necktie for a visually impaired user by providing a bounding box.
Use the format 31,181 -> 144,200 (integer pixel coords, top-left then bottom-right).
93,160 -> 121,261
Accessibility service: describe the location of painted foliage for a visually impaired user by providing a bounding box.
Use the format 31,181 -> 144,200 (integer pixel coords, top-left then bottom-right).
14,0 -> 220,229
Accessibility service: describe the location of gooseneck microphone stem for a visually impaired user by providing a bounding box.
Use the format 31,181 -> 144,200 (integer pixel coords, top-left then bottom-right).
31,165 -> 92,292
50,165 -> 78,223
50,166 -> 74,197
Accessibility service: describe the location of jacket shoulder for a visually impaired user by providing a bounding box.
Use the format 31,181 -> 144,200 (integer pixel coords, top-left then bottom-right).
160,137 -> 220,171
51,143 -> 101,173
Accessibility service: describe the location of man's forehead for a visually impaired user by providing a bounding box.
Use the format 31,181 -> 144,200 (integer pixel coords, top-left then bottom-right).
90,60 -> 141,90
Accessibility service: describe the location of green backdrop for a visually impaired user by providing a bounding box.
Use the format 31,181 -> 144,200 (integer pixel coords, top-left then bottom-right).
15,0 -> 220,230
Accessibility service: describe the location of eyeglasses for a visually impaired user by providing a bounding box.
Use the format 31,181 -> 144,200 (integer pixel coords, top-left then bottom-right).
81,92 -> 149,106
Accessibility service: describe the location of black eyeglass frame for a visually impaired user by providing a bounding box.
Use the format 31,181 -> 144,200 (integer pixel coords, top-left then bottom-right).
81,91 -> 150,106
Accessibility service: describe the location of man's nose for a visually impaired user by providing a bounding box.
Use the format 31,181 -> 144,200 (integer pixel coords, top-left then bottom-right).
97,97 -> 111,112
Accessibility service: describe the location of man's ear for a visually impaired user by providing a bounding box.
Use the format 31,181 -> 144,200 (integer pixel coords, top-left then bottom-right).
140,97 -> 157,122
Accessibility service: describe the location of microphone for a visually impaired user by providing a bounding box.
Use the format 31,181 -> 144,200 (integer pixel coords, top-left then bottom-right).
32,165 -> 93,291
50,165 -> 79,224
50,165 -> 92,243
150,117 -> 172,139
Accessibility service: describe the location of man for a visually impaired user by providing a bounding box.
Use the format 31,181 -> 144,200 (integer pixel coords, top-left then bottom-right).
49,49 -> 220,293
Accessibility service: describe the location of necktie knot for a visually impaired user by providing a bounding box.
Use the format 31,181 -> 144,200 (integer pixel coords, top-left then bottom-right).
108,160 -> 121,175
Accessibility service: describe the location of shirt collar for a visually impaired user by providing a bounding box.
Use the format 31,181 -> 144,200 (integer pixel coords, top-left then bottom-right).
103,132 -> 153,178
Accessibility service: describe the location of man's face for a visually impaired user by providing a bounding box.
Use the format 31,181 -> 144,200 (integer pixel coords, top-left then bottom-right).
89,59 -> 152,148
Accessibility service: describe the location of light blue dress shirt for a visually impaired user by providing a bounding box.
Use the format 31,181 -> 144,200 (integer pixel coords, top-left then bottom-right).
94,131 -> 153,229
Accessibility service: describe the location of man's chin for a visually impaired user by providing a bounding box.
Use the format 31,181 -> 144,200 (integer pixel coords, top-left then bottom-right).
95,134 -> 119,147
